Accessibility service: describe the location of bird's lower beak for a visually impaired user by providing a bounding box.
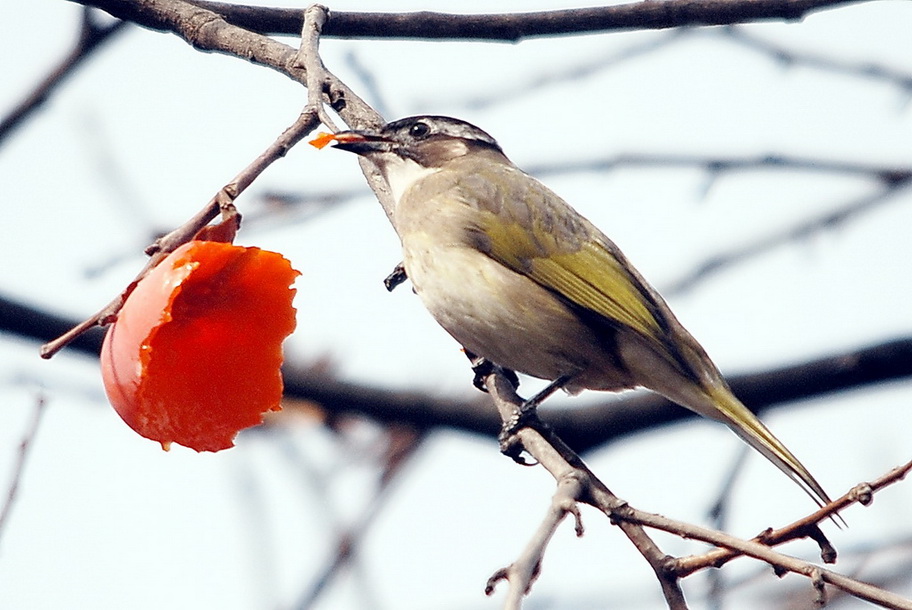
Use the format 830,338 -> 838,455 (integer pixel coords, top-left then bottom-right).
328,131 -> 392,155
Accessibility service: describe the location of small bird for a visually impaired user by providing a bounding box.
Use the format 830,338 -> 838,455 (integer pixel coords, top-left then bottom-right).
322,115 -> 834,510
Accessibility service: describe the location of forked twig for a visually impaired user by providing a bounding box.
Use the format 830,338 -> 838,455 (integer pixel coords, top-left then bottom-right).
40,5 -> 333,359
480,365 -> 912,609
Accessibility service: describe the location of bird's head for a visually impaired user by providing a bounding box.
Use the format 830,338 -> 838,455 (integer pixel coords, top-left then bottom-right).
313,115 -> 509,205
329,115 -> 504,169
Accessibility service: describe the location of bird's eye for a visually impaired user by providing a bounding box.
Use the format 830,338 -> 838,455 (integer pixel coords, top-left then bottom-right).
409,122 -> 431,139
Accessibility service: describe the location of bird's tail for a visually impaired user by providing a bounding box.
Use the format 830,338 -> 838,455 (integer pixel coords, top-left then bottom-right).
703,384 -> 843,525
616,333 -> 841,522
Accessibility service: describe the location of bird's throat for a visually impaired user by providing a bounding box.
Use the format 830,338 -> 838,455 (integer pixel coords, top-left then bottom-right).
382,156 -> 441,206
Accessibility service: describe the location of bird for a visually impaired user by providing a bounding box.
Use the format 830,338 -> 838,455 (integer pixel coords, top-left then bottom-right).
320,114 -> 835,511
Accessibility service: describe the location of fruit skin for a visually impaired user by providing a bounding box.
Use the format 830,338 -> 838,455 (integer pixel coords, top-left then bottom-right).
100,240 -> 300,452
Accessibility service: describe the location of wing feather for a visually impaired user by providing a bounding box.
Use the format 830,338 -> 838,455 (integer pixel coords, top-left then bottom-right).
455,165 -> 683,372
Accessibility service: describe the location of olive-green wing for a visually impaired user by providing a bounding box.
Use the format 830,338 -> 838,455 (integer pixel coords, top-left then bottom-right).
457,167 -> 668,354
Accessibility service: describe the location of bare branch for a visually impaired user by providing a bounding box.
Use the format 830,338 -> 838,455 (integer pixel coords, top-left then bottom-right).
293,426 -> 427,610
417,30 -> 689,110
0,8 -> 127,146
483,365 -> 912,608
37,4 -> 339,358
149,0 -> 864,41
675,462 -> 912,577
663,180 -> 912,297
424,24 -> 912,112
485,474 -> 586,609
723,25 -> 912,93
612,461 -> 912,608
0,395 -> 48,546
69,0 -> 304,81
6,288 -> 912,448
482,369 -> 689,609
65,0 -> 380,126
38,104 -> 322,359
525,153 -> 912,186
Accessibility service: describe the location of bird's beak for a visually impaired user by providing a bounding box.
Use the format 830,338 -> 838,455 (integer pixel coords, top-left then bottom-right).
311,130 -> 392,155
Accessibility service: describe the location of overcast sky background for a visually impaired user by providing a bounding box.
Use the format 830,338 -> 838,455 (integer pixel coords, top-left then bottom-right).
2,1 -> 912,609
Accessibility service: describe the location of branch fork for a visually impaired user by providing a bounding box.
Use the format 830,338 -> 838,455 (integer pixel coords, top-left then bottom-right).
478,364 -> 912,609
41,4 -> 334,360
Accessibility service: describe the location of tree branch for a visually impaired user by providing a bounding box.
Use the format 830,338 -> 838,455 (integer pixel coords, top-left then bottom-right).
6,289 -> 912,450
722,24 -> 912,91
663,180 -> 912,297
38,4 -> 338,358
152,0 -> 864,41
482,370 -> 689,609
0,8 -> 127,147
19,3 -> 910,607
66,0 -> 308,83
483,365 -> 912,608
0,394 -> 48,547
675,463 -> 912,577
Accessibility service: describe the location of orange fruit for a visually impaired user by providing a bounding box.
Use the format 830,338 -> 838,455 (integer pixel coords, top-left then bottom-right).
100,240 -> 300,451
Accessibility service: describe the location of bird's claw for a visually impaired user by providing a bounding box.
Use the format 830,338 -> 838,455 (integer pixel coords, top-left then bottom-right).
466,353 -> 519,393
498,404 -> 546,465
383,263 -> 408,292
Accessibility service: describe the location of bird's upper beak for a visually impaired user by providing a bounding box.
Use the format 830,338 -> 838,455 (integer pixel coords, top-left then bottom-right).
313,130 -> 393,156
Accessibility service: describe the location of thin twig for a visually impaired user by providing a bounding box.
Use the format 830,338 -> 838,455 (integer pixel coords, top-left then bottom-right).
294,4 -> 337,133
675,460 -> 912,576
524,153 -> 912,186
723,25 -> 912,93
485,365 -> 912,608
0,8 -> 127,146
486,473 -> 586,609
39,106 -> 322,359
0,395 -> 49,546
293,427 -> 426,610
415,29 -> 690,110
40,4 -> 347,360
663,180 -> 912,297
615,491 -> 912,609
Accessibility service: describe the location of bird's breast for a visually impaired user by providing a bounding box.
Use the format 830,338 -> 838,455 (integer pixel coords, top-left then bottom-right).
400,231 -> 633,392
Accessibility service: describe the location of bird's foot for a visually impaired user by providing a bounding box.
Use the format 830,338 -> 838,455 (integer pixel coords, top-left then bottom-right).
498,374 -> 574,464
466,351 -> 518,393
383,262 -> 408,292
498,405 -> 548,465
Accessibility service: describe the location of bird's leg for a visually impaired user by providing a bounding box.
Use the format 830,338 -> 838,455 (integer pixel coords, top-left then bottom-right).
499,373 -> 574,464
520,373 -> 574,413
463,349 -> 568,463
383,262 -> 408,292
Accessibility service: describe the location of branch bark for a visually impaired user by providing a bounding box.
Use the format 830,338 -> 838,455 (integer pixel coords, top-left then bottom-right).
147,0 -> 863,41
